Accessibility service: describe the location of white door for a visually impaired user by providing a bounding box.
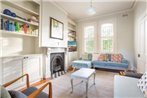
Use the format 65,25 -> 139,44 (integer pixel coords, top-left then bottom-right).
145,15 -> 147,72
137,15 -> 147,73
23,56 -> 41,83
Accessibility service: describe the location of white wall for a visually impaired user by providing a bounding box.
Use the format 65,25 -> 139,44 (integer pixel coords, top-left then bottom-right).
77,11 -> 135,68
40,2 -> 68,48
134,1 -> 147,72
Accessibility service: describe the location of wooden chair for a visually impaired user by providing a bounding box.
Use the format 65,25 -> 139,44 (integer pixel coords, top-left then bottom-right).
3,74 -> 52,98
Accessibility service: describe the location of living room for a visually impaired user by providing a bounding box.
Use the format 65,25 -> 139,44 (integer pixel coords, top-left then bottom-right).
0,0 -> 147,98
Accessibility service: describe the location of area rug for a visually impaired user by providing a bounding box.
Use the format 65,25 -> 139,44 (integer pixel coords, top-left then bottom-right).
42,70 -> 117,98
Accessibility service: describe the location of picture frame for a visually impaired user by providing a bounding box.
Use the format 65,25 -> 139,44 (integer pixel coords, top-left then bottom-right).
50,17 -> 64,40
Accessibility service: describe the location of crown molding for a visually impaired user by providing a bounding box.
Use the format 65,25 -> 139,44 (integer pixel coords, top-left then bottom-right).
75,0 -> 136,22
76,8 -> 134,22
49,0 -> 68,15
76,0 -> 136,22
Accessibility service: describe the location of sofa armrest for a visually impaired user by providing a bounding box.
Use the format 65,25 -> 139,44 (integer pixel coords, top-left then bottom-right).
114,75 -> 144,98
121,72 -> 143,79
121,59 -> 129,64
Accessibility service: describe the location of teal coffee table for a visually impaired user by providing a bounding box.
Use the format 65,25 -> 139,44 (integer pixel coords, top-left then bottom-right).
70,68 -> 96,98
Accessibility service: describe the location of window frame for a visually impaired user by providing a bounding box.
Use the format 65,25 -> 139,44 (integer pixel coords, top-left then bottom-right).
83,25 -> 95,53
98,19 -> 116,53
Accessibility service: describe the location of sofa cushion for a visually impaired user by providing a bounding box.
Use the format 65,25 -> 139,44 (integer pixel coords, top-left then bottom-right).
98,54 -> 107,61
0,85 -> 11,98
92,60 -> 128,69
105,62 -> 128,69
9,90 -> 27,98
92,53 -> 99,60
111,54 -> 123,62
137,72 -> 147,97
81,53 -> 88,60
71,60 -> 92,69
114,75 -> 144,98
81,53 -> 92,61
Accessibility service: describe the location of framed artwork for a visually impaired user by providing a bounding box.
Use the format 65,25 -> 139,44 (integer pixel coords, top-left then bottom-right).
50,17 -> 64,40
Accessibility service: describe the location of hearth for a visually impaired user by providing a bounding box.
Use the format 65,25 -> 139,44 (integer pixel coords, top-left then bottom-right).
50,53 -> 65,78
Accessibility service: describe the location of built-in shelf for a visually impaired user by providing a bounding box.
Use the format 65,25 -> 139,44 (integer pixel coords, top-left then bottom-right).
30,0 -> 40,5
0,30 -> 38,37
68,27 -> 76,32
0,13 -> 39,27
2,0 -> 39,16
68,34 -> 76,38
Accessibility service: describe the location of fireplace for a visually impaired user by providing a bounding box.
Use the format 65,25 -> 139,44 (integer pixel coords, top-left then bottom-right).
50,53 -> 65,78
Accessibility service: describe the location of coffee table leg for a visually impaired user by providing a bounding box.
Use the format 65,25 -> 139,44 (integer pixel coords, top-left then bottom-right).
71,79 -> 73,93
94,72 -> 96,85
86,80 -> 89,98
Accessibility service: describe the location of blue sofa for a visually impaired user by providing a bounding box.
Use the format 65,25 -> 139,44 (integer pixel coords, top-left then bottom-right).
92,54 -> 129,70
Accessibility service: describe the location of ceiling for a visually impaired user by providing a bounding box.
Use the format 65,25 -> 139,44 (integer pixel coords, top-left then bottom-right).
54,0 -> 135,21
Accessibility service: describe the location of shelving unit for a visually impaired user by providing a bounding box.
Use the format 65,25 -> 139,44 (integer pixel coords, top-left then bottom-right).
67,18 -> 78,67
68,20 -> 77,52
0,0 -> 41,57
0,0 -> 42,89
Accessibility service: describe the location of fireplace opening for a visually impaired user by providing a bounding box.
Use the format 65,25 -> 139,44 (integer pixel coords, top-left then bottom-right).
50,53 -> 65,78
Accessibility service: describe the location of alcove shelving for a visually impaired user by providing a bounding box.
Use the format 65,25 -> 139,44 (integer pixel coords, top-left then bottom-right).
0,0 -> 41,57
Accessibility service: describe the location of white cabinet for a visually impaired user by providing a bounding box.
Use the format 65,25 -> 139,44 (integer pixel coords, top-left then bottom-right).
23,55 -> 42,83
1,54 -> 42,89
67,52 -> 78,66
1,57 -> 23,89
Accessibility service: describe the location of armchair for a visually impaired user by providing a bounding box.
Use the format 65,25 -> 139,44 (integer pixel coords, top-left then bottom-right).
2,74 -> 52,98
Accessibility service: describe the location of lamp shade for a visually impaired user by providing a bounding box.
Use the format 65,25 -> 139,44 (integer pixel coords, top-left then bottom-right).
87,7 -> 96,15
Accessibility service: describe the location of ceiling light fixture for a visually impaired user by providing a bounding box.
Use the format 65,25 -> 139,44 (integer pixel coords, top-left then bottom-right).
87,0 -> 96,15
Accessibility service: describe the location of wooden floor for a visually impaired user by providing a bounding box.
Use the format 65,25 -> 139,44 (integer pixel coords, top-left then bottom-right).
36,70 -> 118,98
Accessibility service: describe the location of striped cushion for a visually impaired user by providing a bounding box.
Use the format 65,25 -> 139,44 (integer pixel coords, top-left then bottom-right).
111,54 -> 123,62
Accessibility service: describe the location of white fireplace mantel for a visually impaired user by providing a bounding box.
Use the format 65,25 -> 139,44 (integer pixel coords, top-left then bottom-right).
43,47 -> 68,79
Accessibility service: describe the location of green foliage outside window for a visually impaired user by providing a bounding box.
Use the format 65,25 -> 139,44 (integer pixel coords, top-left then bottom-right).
102,39 -> 112,52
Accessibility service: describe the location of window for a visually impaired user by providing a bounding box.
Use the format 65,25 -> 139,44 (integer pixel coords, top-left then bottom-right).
84,26 -> 94,53
100,23 -> 114,53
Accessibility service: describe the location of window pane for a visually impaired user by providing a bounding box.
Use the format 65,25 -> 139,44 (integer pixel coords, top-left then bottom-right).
86,39 -> 94,53
84,26 -> 94,53
101,38 -> 113,52
101,24 -> 113,37
100,23 -> 114,53
84,26 -> 94,38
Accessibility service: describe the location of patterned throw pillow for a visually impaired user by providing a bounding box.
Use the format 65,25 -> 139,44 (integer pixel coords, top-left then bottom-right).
111,54 -> 123,62
92,53 -> 100,60
98,54 -> 107,61
81,53 -> 88,60
137,72 -> 147,97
